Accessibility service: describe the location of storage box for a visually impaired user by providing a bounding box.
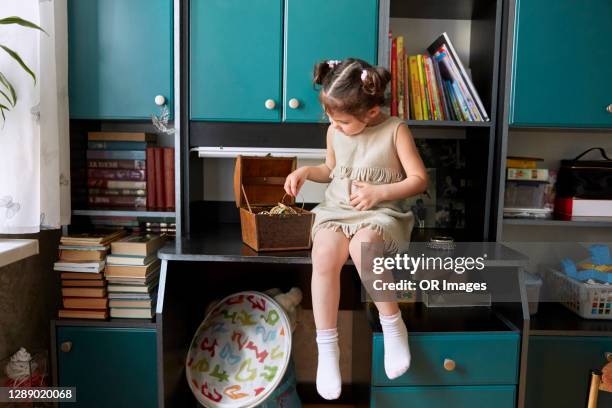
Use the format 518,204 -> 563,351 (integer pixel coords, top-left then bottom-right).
234,155 -> 314,251
504,180 -> 548,209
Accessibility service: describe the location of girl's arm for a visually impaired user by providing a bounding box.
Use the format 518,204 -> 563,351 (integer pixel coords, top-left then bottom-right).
285,126 -> 335,196
350,124 -> 427,210
379,123 -> 428,201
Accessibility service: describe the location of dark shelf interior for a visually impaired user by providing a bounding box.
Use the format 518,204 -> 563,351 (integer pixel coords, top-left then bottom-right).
367,302 -> 517,333
390,0 -> 492,20
529,302 -> 612,335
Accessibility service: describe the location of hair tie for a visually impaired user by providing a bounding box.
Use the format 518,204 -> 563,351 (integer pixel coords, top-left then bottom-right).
360,69 -> 368,82
327,59 -> 341,69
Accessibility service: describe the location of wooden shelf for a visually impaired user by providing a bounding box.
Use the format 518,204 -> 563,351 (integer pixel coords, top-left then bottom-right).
73,210 -> 176,218
504,218 -> 612,228
529,302 -> 612,336
53,317 -> 157,329
405,120 -> 491,128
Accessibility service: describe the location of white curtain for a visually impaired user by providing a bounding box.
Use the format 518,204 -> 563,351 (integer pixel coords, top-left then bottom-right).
0,0 -> 70,233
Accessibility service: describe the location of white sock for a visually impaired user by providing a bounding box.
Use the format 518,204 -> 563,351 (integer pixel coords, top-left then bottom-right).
315,328 -> 341,400
379,310 -> 411,379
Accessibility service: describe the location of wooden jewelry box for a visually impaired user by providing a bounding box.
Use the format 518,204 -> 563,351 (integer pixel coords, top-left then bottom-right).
233,155 -> 315,251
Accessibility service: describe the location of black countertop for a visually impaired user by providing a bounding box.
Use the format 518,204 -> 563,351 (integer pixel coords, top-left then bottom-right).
158,223 -> 530,267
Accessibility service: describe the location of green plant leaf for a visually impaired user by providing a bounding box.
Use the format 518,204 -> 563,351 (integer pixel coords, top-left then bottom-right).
0,45 -> 36,84
0,17 -> 47,35
0,104 -> 7,121
0,72 -> 16,105
0,89 -> 13,107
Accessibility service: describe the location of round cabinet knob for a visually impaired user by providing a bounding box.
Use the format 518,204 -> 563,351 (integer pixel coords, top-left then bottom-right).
443,358 -> 456,371
155,95 -> 166,106
60,341 -> 73,353
606,104 -> 612,113
288,98 -> 300,109
265,99 -> 276,110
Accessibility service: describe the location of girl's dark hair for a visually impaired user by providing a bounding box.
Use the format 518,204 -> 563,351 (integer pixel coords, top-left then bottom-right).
313,58 -> 391,118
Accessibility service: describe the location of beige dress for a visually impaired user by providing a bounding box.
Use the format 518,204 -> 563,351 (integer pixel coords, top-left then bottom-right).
311,116 -> 415,254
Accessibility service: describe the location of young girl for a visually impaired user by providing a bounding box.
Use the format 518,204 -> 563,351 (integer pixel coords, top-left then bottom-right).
284,58 -> 428,400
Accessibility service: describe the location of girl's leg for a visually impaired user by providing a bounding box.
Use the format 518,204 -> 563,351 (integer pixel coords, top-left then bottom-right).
349,228 -> 411,380
311,228 -> 350,400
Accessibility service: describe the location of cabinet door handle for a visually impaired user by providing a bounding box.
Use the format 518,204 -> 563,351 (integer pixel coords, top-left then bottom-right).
606,104 -> 612,113
443,358 -> 456,371
60,341 -> 72,353
155,95 -> 166,106
265,99 -> 276,110
288,98 -> 300,109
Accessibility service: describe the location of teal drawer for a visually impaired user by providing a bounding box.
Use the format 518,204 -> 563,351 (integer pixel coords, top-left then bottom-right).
371,385 -> 516,408
372,332 -> 519,386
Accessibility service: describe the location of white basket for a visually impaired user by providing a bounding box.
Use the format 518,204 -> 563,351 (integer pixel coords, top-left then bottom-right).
547,269 -> 612,319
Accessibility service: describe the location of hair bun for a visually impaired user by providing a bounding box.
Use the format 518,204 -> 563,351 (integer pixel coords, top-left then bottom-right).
313,60 -> 334,86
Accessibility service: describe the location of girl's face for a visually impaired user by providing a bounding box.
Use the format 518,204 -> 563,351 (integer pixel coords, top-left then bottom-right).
327,107 -> 381,136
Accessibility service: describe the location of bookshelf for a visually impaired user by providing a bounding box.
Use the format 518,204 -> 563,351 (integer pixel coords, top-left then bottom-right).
72,210 -> 177,218
406,119 -> 491,128
375,0 -> 503,241
503,219 -> 612,228
491,0 -> 612,242
69,120 -> 181,236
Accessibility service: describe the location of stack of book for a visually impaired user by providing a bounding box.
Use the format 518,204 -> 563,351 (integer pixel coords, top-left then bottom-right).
389,32 -> 488,122
143,219 -> 177,237
106,234 -> 165,319
503,156 -> 555,219
57,230 -> 127,320
87,132 -> 155,210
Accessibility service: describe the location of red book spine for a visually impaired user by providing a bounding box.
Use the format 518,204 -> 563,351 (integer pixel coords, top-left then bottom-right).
154,148 -> 164,211
390,38 -> 398,117
163,147 -> 175,211
146,148 -> 156,210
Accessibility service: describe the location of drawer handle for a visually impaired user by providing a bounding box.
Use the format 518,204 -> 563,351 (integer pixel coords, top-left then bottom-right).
288,98 -> 300,109
60,341 -> 72,353
607,104 -> 612,113
265,99 -> 276,110
155,95 -> 166,106
443,358 -> 456,371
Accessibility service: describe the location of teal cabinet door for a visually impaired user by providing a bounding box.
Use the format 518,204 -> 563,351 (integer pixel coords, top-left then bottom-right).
526,336 -> 612,408
511,0 -> 612,127
57,327 -> 158,408
68,0 -> 173,120
371,385 -> 516,408
283,0 -> 378,122
190,0 -> 283,122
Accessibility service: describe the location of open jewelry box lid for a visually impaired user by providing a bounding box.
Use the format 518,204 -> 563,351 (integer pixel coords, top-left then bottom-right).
233,155 -> 297,208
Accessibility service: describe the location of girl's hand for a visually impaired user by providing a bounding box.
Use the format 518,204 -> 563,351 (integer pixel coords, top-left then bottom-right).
349,181 -> 384,211
284,167 -> 310,197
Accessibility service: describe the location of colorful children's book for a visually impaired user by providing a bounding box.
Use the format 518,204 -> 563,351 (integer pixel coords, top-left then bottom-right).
427,33 -> 489,121
408,56 -> 423,120
416,55 -> 430,120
